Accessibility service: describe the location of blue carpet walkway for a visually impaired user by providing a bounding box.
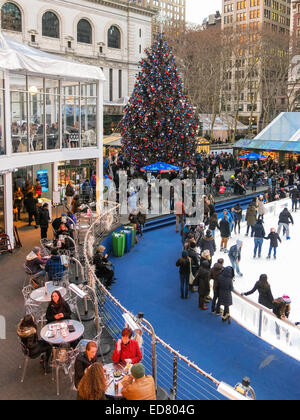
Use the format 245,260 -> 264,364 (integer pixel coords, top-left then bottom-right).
110,225 -> 300,400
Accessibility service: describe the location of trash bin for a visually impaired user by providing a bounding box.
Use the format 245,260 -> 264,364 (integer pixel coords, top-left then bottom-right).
124,224 -> 136,248
112,232 -> 125,257
120,230 -> 132,253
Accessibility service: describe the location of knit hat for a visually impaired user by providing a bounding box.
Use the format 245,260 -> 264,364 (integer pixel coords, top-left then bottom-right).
236,240 -> 243,248
282,296 -> 291,304
131,363 -> 145,379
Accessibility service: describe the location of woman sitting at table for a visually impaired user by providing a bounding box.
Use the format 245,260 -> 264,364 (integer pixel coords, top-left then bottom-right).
17,314 -> 52,373
112,328 -> 142,365
46,290 -> 71,324
77,363 -> 107,400
74,341 -> 98,389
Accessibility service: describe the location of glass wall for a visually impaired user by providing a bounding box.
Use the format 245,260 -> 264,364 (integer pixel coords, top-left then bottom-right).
0,72 -> 5,155
0,175 -> 4,233
10,74 -> 98,153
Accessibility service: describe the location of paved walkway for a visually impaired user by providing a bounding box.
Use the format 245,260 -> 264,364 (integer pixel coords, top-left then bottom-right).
0,223 -> 114,400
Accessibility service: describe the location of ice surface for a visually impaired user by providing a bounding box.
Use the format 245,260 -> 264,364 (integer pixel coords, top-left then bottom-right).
212,200 -> 300,323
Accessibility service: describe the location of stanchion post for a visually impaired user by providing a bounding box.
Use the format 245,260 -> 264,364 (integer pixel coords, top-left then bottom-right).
171,354 -> 178,400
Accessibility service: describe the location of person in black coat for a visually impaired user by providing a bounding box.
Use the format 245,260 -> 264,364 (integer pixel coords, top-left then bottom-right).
176,250 -> 191,299
187,242 -> 200,277
46,290 -> 72,324
195,260 -> 211,310
17,315 -> 52,373
24,188 -> 39,228
242,274 -> 274,310
38,203 -> 50,239
265,228 -> 282,259
74,341 -> 98,389
219,215 -> 230,253
216,266 -> 234,324
93,246 -> 115,289
253,219 -> 265,259
210,259 -> 224,314
199,230 -> 216,258
277,207 -> 294,239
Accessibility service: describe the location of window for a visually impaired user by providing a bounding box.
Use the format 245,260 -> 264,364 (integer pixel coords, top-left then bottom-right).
108,26 -> 121,49
77,19 -> 92,44
1,2 -> 22,32
42,12 -> 59,39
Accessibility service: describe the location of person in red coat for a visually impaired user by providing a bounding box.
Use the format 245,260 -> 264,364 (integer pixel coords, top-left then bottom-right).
112,328 -> 142,365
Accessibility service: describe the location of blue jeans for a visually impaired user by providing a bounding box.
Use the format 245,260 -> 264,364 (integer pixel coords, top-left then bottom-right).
180,273 -> 189,299
230,258 -> 242,276
292,199 -> 298,211
247,225 -> 255,237
268,246 -> 277,258
254,238 -> 263,257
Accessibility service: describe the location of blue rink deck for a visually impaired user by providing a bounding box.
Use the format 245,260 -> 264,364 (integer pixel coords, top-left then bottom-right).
110,224 -> 300,401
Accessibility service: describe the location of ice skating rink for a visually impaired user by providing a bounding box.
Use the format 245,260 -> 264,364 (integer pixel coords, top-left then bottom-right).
214,199 -> 300,323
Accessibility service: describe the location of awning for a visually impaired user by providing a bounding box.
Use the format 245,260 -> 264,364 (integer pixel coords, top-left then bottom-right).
0,33 -> 105,82
234,138 -> 300,153
103,135 -> 122,147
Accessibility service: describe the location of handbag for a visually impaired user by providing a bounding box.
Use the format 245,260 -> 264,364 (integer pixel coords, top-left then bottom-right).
189,257 -> 195,285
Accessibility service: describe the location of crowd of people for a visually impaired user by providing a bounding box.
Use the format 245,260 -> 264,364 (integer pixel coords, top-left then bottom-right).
176,166 -> 300,325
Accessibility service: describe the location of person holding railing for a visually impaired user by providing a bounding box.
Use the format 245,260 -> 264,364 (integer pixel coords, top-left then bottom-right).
242,275 -> 274,310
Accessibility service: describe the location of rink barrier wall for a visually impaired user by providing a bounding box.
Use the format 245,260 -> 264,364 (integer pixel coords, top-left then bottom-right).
216,196 -> 300,363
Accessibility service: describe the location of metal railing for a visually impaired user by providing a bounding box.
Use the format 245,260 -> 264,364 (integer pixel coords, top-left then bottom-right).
82,201 -> 231,401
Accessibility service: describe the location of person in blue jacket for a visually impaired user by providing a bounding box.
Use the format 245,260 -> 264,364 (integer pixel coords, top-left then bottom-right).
223,209 -> 234,234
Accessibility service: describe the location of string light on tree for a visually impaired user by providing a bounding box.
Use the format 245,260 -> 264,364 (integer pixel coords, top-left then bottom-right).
120,34 -> 198,168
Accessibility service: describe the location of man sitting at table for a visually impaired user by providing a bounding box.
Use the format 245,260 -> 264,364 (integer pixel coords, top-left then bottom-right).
112,328 -> 142,365
121,363 -> 156,401
74,341 -> 98,389
45,249 -> 67,282
25,246 -> 48,288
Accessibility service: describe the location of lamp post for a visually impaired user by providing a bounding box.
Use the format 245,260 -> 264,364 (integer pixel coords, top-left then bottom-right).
136,312 -> 157,391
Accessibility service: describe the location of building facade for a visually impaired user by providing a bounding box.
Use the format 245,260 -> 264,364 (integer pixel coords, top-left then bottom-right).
128,0 -> 186,34
221,0 -> 291,130
289,0 -> 300,110
0,0 -> 154,134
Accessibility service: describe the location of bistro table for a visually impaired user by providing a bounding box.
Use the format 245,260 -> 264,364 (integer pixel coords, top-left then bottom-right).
41,320 -> 85,396
41,319 -> 84,346
104,362 -> 131,399
30,283 -> 67,304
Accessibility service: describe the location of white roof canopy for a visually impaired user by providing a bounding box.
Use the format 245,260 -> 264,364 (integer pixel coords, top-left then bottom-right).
0,32 -> 105,82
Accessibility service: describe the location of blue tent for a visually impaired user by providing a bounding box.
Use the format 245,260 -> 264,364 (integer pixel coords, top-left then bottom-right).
140,162 -> 180,173
238,152 -> 268,161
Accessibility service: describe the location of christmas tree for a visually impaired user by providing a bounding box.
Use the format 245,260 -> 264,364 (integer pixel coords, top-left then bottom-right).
120,35 -> 198,168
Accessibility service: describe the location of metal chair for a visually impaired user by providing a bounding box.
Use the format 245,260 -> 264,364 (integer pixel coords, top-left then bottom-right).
40,239 -> 51,257
22,284 -> 35,304
66,294 -> 82,322
52,346 -> 80,396
19,340 -> 47,383
24,303 -> 46,329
